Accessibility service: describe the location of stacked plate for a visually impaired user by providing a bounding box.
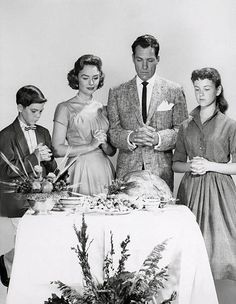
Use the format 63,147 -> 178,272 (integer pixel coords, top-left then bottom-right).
59,197 -> 84,210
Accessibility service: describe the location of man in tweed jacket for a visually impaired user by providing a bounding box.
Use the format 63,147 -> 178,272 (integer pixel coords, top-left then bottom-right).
107,34 -> 188,191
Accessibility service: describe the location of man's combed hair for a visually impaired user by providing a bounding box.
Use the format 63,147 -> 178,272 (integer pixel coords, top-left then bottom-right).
67,54 -> 105,90
131,34 -> 160,58
191,67 -> 228,114
16,85 -> 47,107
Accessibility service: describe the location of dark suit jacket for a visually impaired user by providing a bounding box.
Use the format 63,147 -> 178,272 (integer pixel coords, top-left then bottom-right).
0,118 -> 57,217
107,76 -> 188,191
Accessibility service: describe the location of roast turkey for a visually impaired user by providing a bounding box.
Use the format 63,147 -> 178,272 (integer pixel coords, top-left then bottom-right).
108,170 -> 173,201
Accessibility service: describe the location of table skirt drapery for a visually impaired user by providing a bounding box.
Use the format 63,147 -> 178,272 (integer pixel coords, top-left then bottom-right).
6,205 -> 218,304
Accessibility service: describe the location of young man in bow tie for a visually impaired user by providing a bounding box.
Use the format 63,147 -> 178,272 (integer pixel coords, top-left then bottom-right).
0,85 -> 57,287
107,34 -> 188,191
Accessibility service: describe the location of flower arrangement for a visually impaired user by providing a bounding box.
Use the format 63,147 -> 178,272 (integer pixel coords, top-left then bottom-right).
0,149 -> 77,201
45,215 -> 177,304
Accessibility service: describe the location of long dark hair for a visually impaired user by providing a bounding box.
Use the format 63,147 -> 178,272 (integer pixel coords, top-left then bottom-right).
67,54 -> 104,90
191,67 -> 228,113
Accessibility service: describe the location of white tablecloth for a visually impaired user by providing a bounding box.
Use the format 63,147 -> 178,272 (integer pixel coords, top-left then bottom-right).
6,205 -> 218,304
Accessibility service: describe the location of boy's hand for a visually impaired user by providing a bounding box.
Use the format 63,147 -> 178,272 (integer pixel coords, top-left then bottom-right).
34,143 -> 52,162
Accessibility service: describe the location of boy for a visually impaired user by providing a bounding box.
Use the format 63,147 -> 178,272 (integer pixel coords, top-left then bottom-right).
0,85 -> 57,287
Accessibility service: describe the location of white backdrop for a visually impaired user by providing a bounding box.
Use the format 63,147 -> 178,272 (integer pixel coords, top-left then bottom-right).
0,0 -> 236,194
0,2 -> 236,302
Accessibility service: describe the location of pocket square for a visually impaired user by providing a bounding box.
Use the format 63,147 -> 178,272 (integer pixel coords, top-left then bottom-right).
157,100 -> 174,111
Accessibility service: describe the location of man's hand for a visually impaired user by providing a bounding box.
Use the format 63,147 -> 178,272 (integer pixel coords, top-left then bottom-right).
34,143 -> 52,162
129,125 -> 159,147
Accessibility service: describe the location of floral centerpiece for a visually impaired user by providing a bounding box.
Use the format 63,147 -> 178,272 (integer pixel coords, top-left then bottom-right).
0,150 -> 77,205
13,164 -> 69,201
45,215 -> 177,304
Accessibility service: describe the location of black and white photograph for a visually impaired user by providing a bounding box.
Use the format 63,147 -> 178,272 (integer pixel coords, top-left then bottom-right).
0,1 -> 236,303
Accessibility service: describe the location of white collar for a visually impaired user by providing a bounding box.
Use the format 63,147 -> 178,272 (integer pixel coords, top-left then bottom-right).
18,117 -> 36,130
18,117 -> 28,129
136,73 -> 156,87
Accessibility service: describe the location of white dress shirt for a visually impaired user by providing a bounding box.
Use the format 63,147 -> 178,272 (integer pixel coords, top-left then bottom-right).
128,73 -> 161,150
18,119 -> 37,154
136,73 -> 156,114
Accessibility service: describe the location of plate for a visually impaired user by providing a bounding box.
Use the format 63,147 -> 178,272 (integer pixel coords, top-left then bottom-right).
82,208 -> 131,215
104,210 -> 131,216
52,206 -> 65,212
59,197 -> 84,206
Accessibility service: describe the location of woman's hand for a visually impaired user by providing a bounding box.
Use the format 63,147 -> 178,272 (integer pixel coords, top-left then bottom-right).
190,156 -> 211,175
92,129 -> 116,156
174,157 -> 236,176
91,130 -> 107,148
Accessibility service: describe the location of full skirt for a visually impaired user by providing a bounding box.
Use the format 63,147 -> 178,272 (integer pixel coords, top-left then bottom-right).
68,149 -> 115,196
177,172 -> 236,280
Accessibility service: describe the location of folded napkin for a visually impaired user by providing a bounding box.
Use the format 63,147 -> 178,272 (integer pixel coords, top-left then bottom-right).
157,100 -> 174,111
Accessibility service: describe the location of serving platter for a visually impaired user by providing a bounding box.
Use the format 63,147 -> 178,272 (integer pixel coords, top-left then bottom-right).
82,208 -> 131,216
104,210 -> 131,215
59,197 -> 84,204
51,195 -> 177,213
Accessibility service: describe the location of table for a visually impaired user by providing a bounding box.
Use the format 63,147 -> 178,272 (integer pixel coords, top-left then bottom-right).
6,205 -> 218,304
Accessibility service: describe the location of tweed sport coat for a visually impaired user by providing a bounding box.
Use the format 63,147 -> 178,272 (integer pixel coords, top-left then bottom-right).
0,118 -> 57,217
107,76 -> 188,191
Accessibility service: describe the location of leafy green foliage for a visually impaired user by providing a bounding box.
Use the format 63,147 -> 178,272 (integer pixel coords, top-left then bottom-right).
44,293 -> 70,304
0,149 -> 72,195
107,179 -> 138,195
46,215 -> 176,304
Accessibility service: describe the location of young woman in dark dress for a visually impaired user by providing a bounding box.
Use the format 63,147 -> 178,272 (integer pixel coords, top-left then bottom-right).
173,67 -> 236,281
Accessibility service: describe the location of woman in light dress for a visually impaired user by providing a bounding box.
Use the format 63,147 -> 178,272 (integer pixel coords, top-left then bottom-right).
173,67 -> 236,280
52,55 -> 116,196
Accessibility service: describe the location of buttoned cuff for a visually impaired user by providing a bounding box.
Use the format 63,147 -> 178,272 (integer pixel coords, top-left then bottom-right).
154,132 -> 161,150
127,131 -> 137,151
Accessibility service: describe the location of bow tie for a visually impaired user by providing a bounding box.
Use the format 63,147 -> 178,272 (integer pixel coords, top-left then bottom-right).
24,125 -> 36,131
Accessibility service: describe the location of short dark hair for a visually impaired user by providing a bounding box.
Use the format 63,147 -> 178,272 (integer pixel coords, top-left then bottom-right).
191,67 -> 228,114
16,85 -> 47,107
131,34 -> 160,58
67,54 -> 105,90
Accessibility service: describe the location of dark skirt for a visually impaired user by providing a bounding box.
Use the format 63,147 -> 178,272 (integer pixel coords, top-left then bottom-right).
177,171 -> 236,280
